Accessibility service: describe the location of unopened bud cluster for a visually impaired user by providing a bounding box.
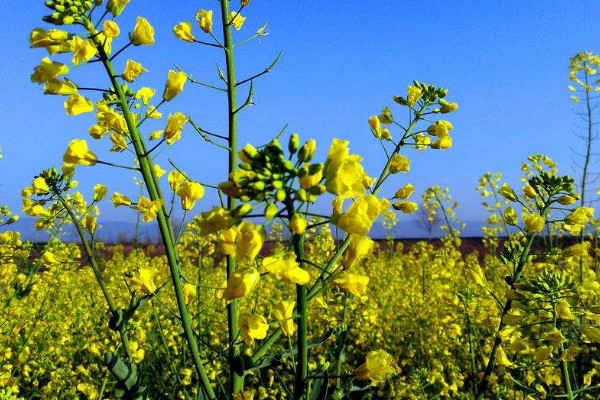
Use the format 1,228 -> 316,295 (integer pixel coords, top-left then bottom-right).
43,0 -> 93,25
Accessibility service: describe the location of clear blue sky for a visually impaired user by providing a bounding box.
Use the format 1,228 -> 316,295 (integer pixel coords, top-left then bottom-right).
1,1 -> 599,225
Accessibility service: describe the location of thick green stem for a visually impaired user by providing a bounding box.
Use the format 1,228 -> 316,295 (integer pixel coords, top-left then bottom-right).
89,26 -> 216,400
475,233 -> 535,399
219,0 -> 244,396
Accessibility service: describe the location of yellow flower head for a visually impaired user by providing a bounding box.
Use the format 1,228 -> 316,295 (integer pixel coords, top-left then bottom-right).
63,139 -> 97,167
131,17 -> 155,46
44,79 -> 77,96
64,94 -> 94,116
176,181 -> 205,211
130,267 -> 157,295
439,99 -> 459,113
238,311 -> 268,345
223,267 -> 260,300
164,112 -> 188,144
31,57 -> 69,84
71,36 -> 97,65
196,10 -> 213,34
394,183 -> 415,200
106,0 -> 131,16
173,22 -> 195,42
262,252 -> 310,285
110,192 -> 131,207
289,214 -> 307,234
83,215 -> 97,234
183,283 -> 196,305
324,139 -> 367,198
498,183 -> 517,202
135,87 -> 155,106
229,12 -> 246,30
355,350 -> 398,385
31,177 -> 50,194
218,221 -> 265,263
93,184 -> 108,202
30,28 -> 71,54
388,154 -> 410,174
103,20 -> 120,38
195,207 -> 238,236
522,212 -> 544,234
341,234 -> 374,269
133,196 -> 163,222
163,70 -> 187,101
331,195 -> 382,235
121,59 -> 146,82
333,271 -> 369,297
271,301 -> 295,337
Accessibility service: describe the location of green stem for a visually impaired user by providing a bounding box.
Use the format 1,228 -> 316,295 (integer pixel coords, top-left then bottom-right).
219,0 -> 244,396
88,23 -> 216,400
475,233 -> 535,399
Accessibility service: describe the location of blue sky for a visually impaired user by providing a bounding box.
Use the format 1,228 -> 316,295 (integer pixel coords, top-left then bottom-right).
1,1 -> 600,227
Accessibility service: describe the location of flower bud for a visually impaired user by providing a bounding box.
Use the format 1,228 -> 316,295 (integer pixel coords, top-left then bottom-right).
288,133 -> 299,154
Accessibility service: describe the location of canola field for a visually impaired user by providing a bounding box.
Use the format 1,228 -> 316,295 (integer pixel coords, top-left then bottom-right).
2,1 -> 600,399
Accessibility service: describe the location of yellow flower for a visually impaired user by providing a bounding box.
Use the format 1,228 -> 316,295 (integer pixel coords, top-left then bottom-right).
333,271 -> 369,297
324,139 -> 367,198
168,170 -> 186,191
522,185 -> 536,198
134,196 -> 163,222
341,234 -> 374,269
289,214 -> 307,234
42,251 -> 61,266
130,267 -> 157,294
164,112 -> 188,144
556,300 -> 574,320
503,206 -> 518,226
430,136 -> 452,150
173,22 -> 195,42
83,215 -> 97,234
331,195 -> 382,235
196,10 -> 213,33
498,183 -> 517,202
29,28 -> 71,54
71,36 -> 97,65
31,57 -> 69,84
131,17 -> 155,46
93,184 -> 108,202
106,0 -> 131,16
195,207 -> 238,236
394,184 -> 414,200
558,195 -> 577,205
439,99 -> 459,113
218,222 -> 265,263
64,94 -> 94,115
135,87 -> 155,106
109,132 -> 128,152
238,311 -> 268,345
121,59 -> 146,82
406,85 -> 422,107
565,207 -> 594,225
130,342 -> 145,363
63,139 -> 97,167
522,212 -> 544,234
223,267 -> 260,300
176,181 -> 205,211
369,115 -> 382,138
153,164 -> 166,178
147,106 -> 162,119
110,192 -> 131,207
355,350 -> 398,385
229,12 -> 246,30
393,201 -> 418,214
31,177 -> 49,194
163,70 -> 187,101
388,154 -> 410,173
272,301 -> 295,337
44,78 -> 77,95
183,283 -> 196,305
262,252 -> 310,285
103,20 -> 120,38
